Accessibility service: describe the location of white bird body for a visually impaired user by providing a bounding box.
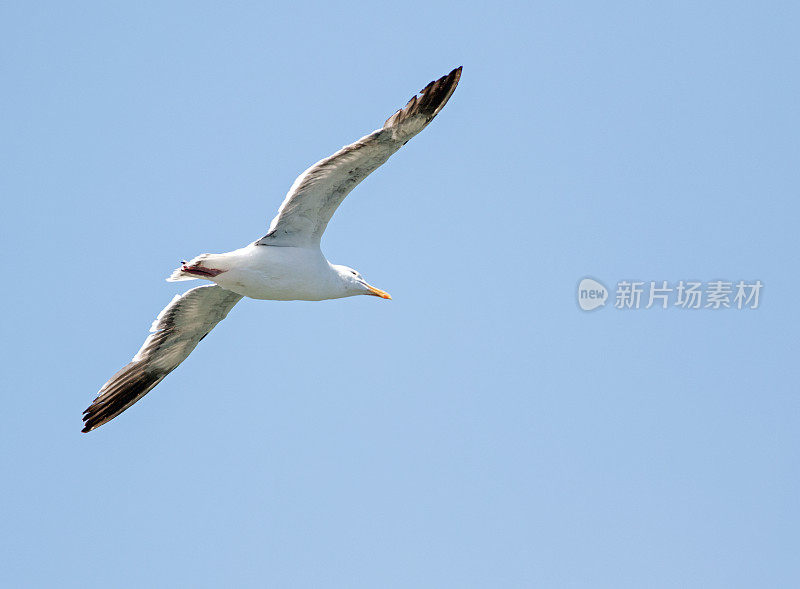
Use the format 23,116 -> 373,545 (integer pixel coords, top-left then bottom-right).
175,244 -> 352,301
82,66 -> 461,432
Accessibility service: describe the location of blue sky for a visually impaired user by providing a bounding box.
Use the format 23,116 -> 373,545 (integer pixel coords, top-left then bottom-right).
2,1 -> 798,587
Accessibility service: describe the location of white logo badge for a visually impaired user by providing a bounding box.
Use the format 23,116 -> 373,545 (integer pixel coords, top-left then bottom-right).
578,278 -> 608,311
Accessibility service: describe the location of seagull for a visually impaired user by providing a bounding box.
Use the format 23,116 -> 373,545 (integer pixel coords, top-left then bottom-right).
82,66 -> 462,433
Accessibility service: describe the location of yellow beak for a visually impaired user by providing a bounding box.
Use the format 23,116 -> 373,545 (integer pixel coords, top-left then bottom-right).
365,284 -> 392,299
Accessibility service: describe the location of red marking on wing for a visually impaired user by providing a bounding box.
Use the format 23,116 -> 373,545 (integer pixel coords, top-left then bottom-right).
181,265 -> 225,278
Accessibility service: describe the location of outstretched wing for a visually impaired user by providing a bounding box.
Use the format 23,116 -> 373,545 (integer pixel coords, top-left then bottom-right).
82,285 -> 243,432
256,66 -> 462,247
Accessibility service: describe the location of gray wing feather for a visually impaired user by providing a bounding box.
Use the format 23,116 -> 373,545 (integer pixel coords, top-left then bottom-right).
256,66 -> 461,247
82,285 -> 243,432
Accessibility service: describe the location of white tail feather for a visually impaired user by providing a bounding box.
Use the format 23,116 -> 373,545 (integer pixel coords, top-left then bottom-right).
166,267 -> 199,282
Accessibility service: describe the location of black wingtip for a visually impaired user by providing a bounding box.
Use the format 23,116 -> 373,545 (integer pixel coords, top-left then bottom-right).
384,66 -> 463,130
80,364 -> 163,433
448,65 -> 463,81
81,411 -> 99,433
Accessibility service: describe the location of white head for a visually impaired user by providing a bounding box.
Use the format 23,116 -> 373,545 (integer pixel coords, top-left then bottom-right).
332,265 -> 392,299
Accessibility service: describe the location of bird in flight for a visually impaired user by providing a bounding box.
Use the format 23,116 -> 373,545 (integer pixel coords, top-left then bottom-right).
82,66 -> 462,433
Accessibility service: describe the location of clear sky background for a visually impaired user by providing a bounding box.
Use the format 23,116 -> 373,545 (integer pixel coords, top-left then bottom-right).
2,1 -> 798,587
